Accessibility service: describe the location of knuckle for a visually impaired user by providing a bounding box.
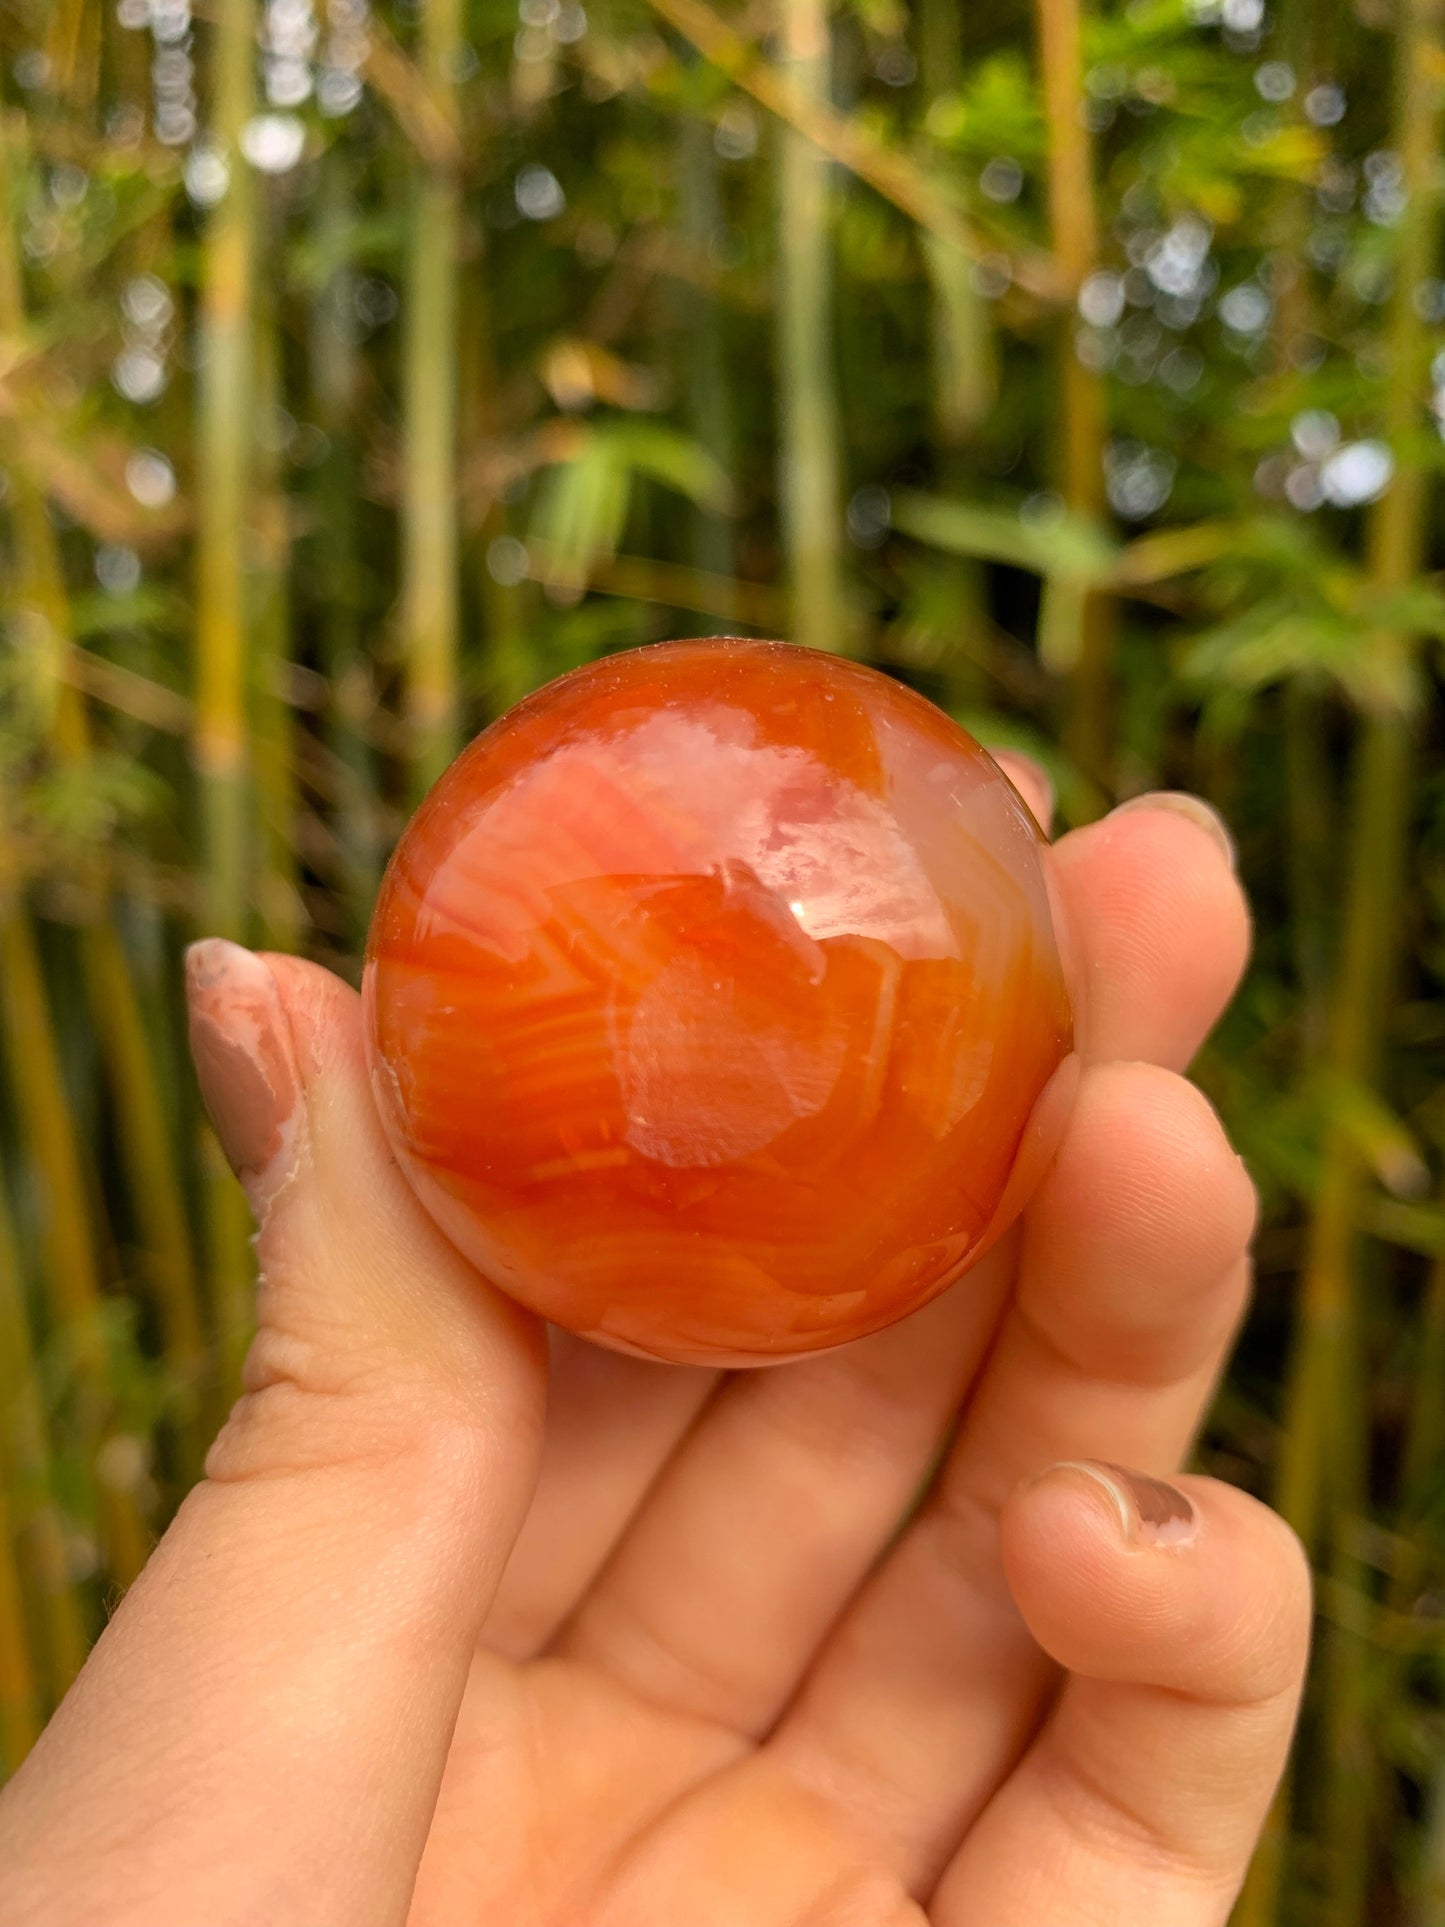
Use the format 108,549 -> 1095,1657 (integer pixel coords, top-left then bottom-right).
1038,1745 -> 1242,1890
204,1308 -> 489,1492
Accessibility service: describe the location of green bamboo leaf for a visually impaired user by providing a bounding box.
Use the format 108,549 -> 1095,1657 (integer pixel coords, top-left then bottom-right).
891,491 -> 1117,583
1371,580 -> 1445,642
529,420 -> 736,594
604,420 -> 734,515
1112,518 -> 1250,588
1181,602 -> 1424,713
1367,1198 -> 1445,1259
529,441 -> 633,594
1316,1072 -> 1432,1201
1228,122 -> 1325,184
922,50 -> 1043,159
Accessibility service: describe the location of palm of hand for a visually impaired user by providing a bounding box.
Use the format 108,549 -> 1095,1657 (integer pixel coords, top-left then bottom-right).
418,1302 -> 1033,1927
412,1169 -> 1253,1927
399,793 -> 1267,1927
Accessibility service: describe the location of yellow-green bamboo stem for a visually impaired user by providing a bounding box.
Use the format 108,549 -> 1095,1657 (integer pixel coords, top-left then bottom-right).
108,0 -> 151,134
0,919 -> 108,1347
195,0 -> 258,940
1396,1247 -> 1445,1614
1275,0 -> 1437,1653
80,924 -> 208,1469
0,1148 -> 90,1706
680,112 -> 736,617
1319,1340 -> 1373,1926
917,0 -> 991,708
0,1167 -> 44,1767
3,481 -> 208,1475
458,224 -> 535,712
0,118 -> 161,1556
0,115 -> 208,1479
1240,5 -> 1444,1920
1033,0 -> 1102,511
253,245 -> 303,955
776,0 -> 846,655
1415,1767 -> 1445,1927
402,0 -> 464,793
45,0 -> 101,122
1033,0 -> 1111,785
192,0 -> 263,1416
1383,1236 -> 1445,1927
0,1476 -> 38,1779
0,910 -> 150,1589
920,232 -> 993,460
1284,682 -> 1333,1061
310,160 -> 380,945
917,0 -> 992,450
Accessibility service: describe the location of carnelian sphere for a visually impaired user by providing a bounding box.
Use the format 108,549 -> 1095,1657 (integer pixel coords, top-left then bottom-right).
363,640 -> 1072,1365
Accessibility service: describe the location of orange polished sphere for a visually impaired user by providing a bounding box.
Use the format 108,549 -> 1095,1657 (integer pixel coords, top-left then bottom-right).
363,641 -> 1072,1365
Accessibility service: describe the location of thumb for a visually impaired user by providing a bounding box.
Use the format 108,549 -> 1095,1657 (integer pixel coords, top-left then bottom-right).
0,940 -> 545,1927
197,940 -> 543,1483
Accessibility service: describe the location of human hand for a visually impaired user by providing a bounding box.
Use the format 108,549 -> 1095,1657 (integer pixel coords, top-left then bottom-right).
0,773 -> 1310,1927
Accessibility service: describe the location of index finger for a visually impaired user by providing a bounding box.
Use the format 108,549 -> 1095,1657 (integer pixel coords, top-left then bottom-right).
1051,792 -> 1249,1069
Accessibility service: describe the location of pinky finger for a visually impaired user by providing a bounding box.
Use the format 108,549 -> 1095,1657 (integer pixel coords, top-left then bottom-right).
932,1463 -> 1311,1927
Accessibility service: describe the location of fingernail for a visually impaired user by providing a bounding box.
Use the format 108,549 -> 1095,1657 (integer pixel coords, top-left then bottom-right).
993,751 -> 1055,827
1049,1460 -> 1197,1548
185,939 -> 305,1216
1112,791 -> 1236,872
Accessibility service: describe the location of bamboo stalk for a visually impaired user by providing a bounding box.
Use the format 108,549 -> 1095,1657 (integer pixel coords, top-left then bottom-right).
0,1167 -> 44,1769
1284,682 -> 1333,1062
402,0 -> 464,793
0,1147 -> 90,1707
679,112 -> 736,617
1239,3 -> 1444,1919
44,0 -> 101,124
252,226 -> 303,955
1241,675 -> 1340,1927
1032,0 -> 1112,788
108,0 -> 152,133
0,910 -> 150,1590
0,144 -> 156,1570
1415,1766 -> 1445,1926
458,204 -> 536,713
4,472 -> 208,1478
775,0 -> 847,654
917,0 -> 992,451
195,0 -> 259,940
0,1477 -> 38,1779
193,0 -> 263,1412
309,157 -> 379,948
0,114 -> 209,1480
917,0 -> 992,709
0,924 -> 107,1344
1394,1245 -> 1445,1927
1395,1250 -> 1445,1615
81,925 -> 208,1472
1320,1344 -> 1375,1926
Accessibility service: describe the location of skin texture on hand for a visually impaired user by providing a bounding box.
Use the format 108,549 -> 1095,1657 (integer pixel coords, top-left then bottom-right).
0,773 -> 1309,1927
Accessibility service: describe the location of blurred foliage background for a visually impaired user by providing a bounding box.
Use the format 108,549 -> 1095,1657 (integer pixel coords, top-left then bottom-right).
0,0 -> 1443,1917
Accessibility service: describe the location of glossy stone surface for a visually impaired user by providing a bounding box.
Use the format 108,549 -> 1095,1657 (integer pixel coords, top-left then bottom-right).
363,641 -> 1072,1364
